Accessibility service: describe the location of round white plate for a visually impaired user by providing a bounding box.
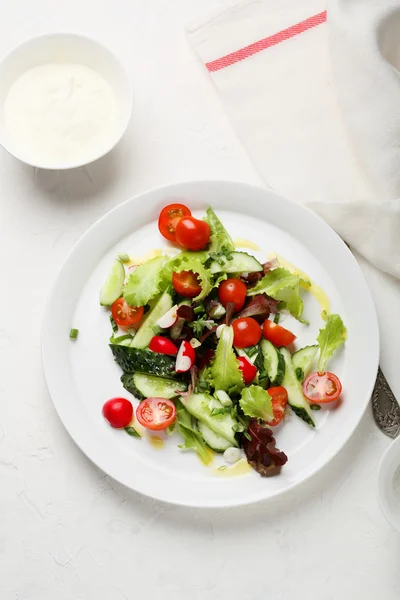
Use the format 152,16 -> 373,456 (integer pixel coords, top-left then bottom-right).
42,180 -> 379,507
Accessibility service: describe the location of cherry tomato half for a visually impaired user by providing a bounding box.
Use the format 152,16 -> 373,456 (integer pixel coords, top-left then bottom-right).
265,386 -> 288,426
303,372 -> 342,404
172,270 -> 202,298
175,216 -> 210,251
149,336 -> 178,355
232,317 -> 262,348
102,397 -> 133,428
237,356 -> 257,385
158,203 -> 191,242
136,397 -> 176,430
263,319 -> 296,347
111,298 -> 144,328
218,278 -> 247,313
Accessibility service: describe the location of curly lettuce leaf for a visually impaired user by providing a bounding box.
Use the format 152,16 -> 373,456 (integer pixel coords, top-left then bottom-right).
247,267 -> 307,322
317,313 -> 347,373
166,252 -> 213,301
123,256 -> 166,307
204,207 -> 235,254
239,385 -> 274,421
176,402 -> 214,465
209,325 -> 244,392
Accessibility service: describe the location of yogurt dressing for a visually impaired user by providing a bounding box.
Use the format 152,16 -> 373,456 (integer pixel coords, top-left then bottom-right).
4,62 -> 117,166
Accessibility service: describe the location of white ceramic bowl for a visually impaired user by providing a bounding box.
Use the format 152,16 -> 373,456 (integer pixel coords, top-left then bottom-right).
377,435 -> 400,532
0,34 -> 133,169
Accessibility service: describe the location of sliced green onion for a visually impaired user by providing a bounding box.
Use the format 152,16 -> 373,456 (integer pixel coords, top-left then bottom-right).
243,430 -> 252,441
124,426 -> 141,438
109,315 -> 118,333
310,404 -> 321,411
217,465 -> 227,471
110,334 -> 133,345
69,328 -> 79,339
118,253 -> 131,263
274,313 -> 281,324
194,305 -> 205,315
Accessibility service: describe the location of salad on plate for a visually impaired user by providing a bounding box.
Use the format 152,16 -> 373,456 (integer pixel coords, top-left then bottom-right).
94,204 -> 347,477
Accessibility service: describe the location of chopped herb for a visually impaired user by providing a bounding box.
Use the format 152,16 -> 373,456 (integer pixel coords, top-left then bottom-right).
295,367 -> 304,381
274,313 -> 281,324
190,319 -> 216,337
118,253 -> 130,263
109,315 -> 118,333
194,304 -> 205,315
310,404 -> 321,411
124,426 -> 141,438
217,465 -> 227,471
69,328 -> 79,339
110,334 -> 133,345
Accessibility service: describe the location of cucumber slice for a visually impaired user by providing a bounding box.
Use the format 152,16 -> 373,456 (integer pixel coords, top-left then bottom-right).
109,345 -> 176,376
209,251 -> 263,274
130,291 -> 173,349
260,339 -> 285,385
122,373 -> 187,400
292,345 -> 318,382
197,422 -> 232,452
100,259 -> 125,306
183,393 -> 238,446
280,348 -> 315,427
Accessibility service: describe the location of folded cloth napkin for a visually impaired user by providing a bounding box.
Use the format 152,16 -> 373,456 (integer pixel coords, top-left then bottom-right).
187,0 -> 400,396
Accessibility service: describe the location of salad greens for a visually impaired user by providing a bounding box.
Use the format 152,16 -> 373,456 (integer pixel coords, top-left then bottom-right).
101,204 -> 347,477
240,386 -> 273,421
317,313 -> 347,373
247,267 -> 307,322
204,207 -> 235,254
210,325 -> 244,392
124,256 -> 166,307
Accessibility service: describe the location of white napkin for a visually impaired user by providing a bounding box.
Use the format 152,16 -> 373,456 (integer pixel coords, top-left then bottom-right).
188,0 -> 400,396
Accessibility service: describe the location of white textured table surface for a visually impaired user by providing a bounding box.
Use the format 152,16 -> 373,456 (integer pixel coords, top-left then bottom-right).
1,2 -> 399,599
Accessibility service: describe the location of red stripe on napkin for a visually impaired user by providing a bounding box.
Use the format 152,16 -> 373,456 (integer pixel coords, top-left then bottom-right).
205,10 -> 327,72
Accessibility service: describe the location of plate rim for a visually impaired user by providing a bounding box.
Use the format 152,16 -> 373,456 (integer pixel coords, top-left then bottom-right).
41,179 -> 379,508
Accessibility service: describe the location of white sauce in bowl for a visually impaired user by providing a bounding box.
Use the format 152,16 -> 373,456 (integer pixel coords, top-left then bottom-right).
4,63 -> 117,167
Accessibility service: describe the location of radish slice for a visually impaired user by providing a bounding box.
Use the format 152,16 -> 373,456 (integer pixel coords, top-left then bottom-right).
156,305 -> 178,329
175,341 -> 196,373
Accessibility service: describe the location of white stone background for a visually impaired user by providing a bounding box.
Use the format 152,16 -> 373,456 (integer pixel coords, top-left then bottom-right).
0,1 -> 399,599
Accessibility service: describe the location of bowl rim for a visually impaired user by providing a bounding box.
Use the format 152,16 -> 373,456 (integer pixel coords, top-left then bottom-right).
0,32 -> 133,170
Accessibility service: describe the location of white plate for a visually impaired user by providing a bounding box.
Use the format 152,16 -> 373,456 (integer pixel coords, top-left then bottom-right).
42,180 -> 379,507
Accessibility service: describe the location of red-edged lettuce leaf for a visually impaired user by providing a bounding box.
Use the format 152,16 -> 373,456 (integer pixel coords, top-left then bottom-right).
236,294 -> 279,322
243,421 -> 288,476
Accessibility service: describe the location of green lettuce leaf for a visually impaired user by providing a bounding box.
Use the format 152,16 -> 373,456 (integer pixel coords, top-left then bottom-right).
166,252 -> 213,301
317,313 -> 347,373
123,256 -> 166,306
176,402 -> 214,465
247,267 -> 307,322
204,207 -> 235,254
239,385 -> 274,421
209,325 -> 244,392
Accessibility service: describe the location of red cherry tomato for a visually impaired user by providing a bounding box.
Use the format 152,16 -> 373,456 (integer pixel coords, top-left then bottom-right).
265,386 -> 288,426
303,372 -> 342,403
149,336 -> 178,356
172,270 -> 202,298
136,397 -> 176,430
175,216 -> 210,251
111,298 -> 144,329
102,397 -> 133,428
232,317 -> 262,348
237,356 -> 257,384
263,319 -> 296,347
158,203 -> 191,242
218,278 -> 247,312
